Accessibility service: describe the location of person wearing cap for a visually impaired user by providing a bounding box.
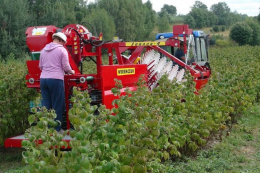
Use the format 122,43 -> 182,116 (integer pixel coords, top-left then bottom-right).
39,32 -> 75,133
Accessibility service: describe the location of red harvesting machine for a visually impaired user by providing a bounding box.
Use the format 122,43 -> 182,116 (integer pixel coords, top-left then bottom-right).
5,24 -> 211,148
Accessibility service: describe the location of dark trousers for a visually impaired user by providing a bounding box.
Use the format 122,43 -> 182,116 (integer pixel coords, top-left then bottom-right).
40,78 -> 65,131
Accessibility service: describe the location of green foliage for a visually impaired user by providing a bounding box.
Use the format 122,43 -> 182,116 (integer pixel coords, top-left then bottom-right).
192,1 -> 208,10
186,7 -> 217,29
184,15 -> 196,28
210,2 -> 247,27
206,11 -> 218,27
97,0 -> 156,41
215,40 -> 230,47
0,0 -> 90,60
212,25 -> 225,33
21,45 -> 260,172
209,34 -> 224,45
212,25 -> 220,32
22,106 -> 70,172
169,15 -> 185,24
221,25 -> 226,32
28,0 -> 86,27
185,1 -> 247,29
210,2 -> 230,18
189,8 -> 208,28
161,4 -> 177,15
0,57 -> 38,146
158,11 -> 170,32
167,104 -> 260,172
229,22 -> 253,46
0,0 -> 32,59
84,8 -> 116,40
0,0 -> 253,59
245,19 -> 260,46
0,31 -> 17,61
208,46 -> 260,122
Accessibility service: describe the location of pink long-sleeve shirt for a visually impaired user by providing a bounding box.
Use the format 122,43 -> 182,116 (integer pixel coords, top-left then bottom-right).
39,42 -> 72,80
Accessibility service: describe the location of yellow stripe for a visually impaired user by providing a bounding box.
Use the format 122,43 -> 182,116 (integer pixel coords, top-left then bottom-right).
125,41 -> 166,46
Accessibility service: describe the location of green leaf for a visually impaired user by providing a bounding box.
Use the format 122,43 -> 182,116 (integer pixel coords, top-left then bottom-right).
28,114 -> 36,125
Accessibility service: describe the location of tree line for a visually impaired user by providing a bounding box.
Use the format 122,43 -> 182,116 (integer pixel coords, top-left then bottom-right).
0,0 -> 257,60
184,1 -> 248,29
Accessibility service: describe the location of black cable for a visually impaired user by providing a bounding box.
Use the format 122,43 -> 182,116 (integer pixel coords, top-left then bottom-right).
67,27 -> 82,39
84,56 -> 97,64
80,21 -> 97,37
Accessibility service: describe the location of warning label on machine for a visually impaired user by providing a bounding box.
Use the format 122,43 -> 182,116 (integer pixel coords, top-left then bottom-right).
125,41 -> 166,46
117,68 -> 135,76
32,27 -> 47,35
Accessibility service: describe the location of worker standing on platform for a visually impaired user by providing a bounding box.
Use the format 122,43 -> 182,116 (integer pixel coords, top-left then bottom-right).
39,32 -> 75,133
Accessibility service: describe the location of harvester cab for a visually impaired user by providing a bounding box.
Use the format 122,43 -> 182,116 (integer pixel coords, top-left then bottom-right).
156,30 -> 210,68
4,24 -> 211,148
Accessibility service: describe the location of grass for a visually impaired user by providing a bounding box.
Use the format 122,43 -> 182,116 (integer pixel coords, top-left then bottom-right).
0,148 -> 24,173
165,103 -> 260,172
202,27 -> 230,40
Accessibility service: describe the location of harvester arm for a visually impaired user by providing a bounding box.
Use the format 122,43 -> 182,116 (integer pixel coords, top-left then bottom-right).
152,46 -> 196,74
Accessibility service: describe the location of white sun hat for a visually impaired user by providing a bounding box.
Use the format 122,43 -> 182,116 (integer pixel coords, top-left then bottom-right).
52,32 -> 67,43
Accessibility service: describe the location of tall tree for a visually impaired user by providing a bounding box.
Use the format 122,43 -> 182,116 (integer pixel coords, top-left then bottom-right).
161,4 -> 177,15
210,2 -> 231,26
158,11 -> 170,32
245,19 -> 260,46
210,2 -> 230,17
28,0 -> 84,27
186,1 -> 217,28
0,0 -> 32,59
142,0 -> 156,39
84,8 -> 116,40
206,11 -> 218,27
116,7 -> 135,40
98,0 -> 120,19
184,14 -> 196,28
192,1 -> 208,10
96,0 -> 155,41
189,8 -> 207,28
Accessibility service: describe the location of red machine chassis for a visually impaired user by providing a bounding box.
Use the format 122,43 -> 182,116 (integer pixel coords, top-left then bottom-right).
5,24 -> 210,148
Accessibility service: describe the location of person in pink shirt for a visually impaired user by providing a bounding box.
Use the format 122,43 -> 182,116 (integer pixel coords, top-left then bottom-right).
39,32 -> 75,133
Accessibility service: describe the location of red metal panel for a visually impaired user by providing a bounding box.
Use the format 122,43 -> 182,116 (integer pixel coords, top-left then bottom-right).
103,86 -> 137,109
101,64 -> 147,109
26,60 -> 41,74
173,24 -> 192,35
4,135 -> 25,148
5,135 -> 72,149
26,26 -> 57,52
67,51 -> 80,74
195,78 -> 209,90
25,60 -> 41,88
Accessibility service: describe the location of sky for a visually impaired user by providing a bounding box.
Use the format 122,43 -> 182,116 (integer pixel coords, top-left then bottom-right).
143,0 -> 260,17
87,0 -> 260,17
